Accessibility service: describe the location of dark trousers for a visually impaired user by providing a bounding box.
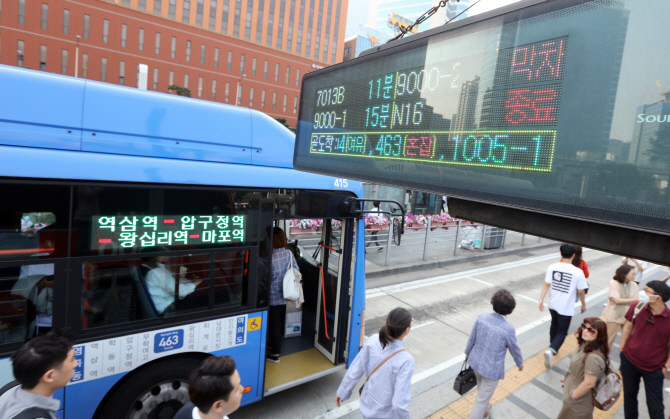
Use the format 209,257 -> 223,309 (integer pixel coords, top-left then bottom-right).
268,304 -> 286,355
366,231 -> 380,248
620,351 -> 665,419
549,309 -> 572,354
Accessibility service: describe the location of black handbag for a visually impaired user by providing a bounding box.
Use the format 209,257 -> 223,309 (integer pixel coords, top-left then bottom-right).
453,361 -> 477,395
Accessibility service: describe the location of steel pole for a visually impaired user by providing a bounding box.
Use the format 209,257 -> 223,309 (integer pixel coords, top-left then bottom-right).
423,218 -> 431,261
454,220 -> 461,256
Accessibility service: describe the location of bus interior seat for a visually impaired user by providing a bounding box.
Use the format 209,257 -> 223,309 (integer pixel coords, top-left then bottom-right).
130,268 -> 159,319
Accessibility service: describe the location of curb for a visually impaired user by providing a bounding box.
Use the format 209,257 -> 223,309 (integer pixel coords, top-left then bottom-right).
365,242 -> 557,279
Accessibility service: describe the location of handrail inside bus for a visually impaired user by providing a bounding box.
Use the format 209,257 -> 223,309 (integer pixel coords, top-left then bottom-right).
317,264 -> 330,340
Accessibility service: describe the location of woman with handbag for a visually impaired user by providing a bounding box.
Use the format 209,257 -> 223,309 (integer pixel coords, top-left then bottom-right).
557,318 -> 608,419
465,289 -> 523,419
335,307 -> 415,419
267,227 -> 301,363
602,264 -> 638,350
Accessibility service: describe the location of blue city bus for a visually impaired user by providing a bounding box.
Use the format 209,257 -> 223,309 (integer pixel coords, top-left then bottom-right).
0,64 -> 367,419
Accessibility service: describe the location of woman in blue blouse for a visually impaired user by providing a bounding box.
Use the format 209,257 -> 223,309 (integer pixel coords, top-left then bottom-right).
465,289 -> 524,419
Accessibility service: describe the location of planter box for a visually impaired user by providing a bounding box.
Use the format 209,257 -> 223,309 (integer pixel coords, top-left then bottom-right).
289,227 -> 320,236
365,225 -> 388,231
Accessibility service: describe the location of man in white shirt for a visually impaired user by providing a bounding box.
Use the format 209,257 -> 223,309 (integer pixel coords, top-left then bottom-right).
141,256 -> 202,315
172,356 -> 244,419
622,257 -> 648,284
538,244 -> 588,369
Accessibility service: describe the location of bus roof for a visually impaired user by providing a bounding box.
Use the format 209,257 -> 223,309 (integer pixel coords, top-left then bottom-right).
0,65 -> 362,196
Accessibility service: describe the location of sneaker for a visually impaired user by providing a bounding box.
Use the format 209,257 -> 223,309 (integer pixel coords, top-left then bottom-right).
267,355 -> 280,363
544,350 -> 553,369
378,247 -> 384,252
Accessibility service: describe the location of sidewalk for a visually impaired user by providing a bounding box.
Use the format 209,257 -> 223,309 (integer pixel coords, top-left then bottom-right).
364,229 -> 557,279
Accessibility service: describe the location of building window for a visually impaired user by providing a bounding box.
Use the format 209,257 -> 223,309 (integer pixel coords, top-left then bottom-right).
196,0 -> 203,27
169,37 -> 177,59
256,0 -> 264,43
225,82 -> 230,102
212,79 -> 217,100
103,19 -> 109,43
198,77 -> 203,97
331,0 -> 341,64
169,0 -> 176,19
155,33 -> 161,55
182,0 -> 190,23
240,54 -> 245,74
41,4 -> 48,30
287,0 -> 296,52
244,0 -> 253,41
264,60 -> 268,79
236,85 -> 242,105
169,71 -> 174,87
83,14 -> 90,39
200,44 -> 205,65
18,0 -> 25,24
82,53 -> 88,78
283,94 -> 287,112
184,74 -> 189,89
266,0 -> 274,46
221,0 -> 229,34
62,9 -> 70,35
261,90 -> 266,108
100,57 -> 107,81
61,49 -> 68,74
123,0 -> 130,5
214,48 -> 220,68
285,66 -> 290,84
153,68 -> 159,90
17,40 -> 24,67
227,51 -> 232,71
276,0 -> 285,49
154,0 -> 162,15
209,0 -> 217,30
293,96 -> 298,113
39,45 -> 47,70
274,63 -> 279,82
306,0 -> 313,57
121,24 -> 127,48
233,0 -> 241,37
138,0 -> 146,11
186,41 -> 191,61
252,57 -> 257,76
297,0 -> 305,55
296,68 -> 301,86
249,87 -> 254,106
119,61 -> 125,84
272,92 -> 277,110
344,47 -> 350,58
138,28 -> 145,51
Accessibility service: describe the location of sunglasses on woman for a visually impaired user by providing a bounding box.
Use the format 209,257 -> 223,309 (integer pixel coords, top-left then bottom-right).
581,323 -> 596,334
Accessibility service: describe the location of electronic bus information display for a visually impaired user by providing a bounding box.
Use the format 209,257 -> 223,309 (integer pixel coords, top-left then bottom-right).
91,215 -> 246,250
294,0 -> 670,234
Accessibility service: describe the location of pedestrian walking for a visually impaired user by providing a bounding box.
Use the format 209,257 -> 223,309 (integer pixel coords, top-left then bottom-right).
621,256 -> 648,284
602,265 -> 638,349
335,307 -> 415,419
0,330 -> 77,419
173,356 -> 244,419
619,280 -> 670,419
465,290 -> 523,419
365,201 -> 384,253
267,226 -> 301,363
556,318 -> 608,419
539,243 -> 588,369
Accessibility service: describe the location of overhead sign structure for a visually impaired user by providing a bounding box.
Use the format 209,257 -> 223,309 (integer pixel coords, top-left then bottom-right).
295,0 -> 670,235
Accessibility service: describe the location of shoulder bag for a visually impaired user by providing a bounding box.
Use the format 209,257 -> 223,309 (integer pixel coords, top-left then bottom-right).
282,251 -> 302,301
453,360 -> 477,395
583,351 -> 621,411
359,350 -> 405,396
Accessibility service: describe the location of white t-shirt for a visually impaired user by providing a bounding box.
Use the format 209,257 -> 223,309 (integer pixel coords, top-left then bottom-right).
545,262 -> 588,316
192,407 -> 229,419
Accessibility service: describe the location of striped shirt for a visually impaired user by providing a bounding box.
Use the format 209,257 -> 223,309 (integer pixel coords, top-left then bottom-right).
270,248 -> 299,306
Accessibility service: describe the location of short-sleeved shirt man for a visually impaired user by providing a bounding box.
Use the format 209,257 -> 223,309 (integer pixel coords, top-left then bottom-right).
544,262 -> 588,316
623,303 -> 670,371
172,402 -> 230,419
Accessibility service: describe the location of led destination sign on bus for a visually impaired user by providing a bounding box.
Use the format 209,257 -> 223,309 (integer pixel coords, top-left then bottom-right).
91,215 -> 246,250
305,37 -> 566,172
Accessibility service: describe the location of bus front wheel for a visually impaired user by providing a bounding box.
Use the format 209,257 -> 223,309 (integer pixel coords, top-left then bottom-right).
97,357 -> 204,419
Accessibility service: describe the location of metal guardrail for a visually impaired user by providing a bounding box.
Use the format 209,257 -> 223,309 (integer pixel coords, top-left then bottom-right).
288,221 -> 543,267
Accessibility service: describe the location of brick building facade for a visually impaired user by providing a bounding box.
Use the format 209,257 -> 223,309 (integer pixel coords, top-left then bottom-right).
1,0 -> 348,127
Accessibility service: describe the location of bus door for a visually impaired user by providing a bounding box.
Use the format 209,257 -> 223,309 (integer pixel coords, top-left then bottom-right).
314,218 -> 353,363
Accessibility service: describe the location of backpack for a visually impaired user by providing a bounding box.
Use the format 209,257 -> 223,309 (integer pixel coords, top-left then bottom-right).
583,351 -> 622,411
0,380 -> 54,419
